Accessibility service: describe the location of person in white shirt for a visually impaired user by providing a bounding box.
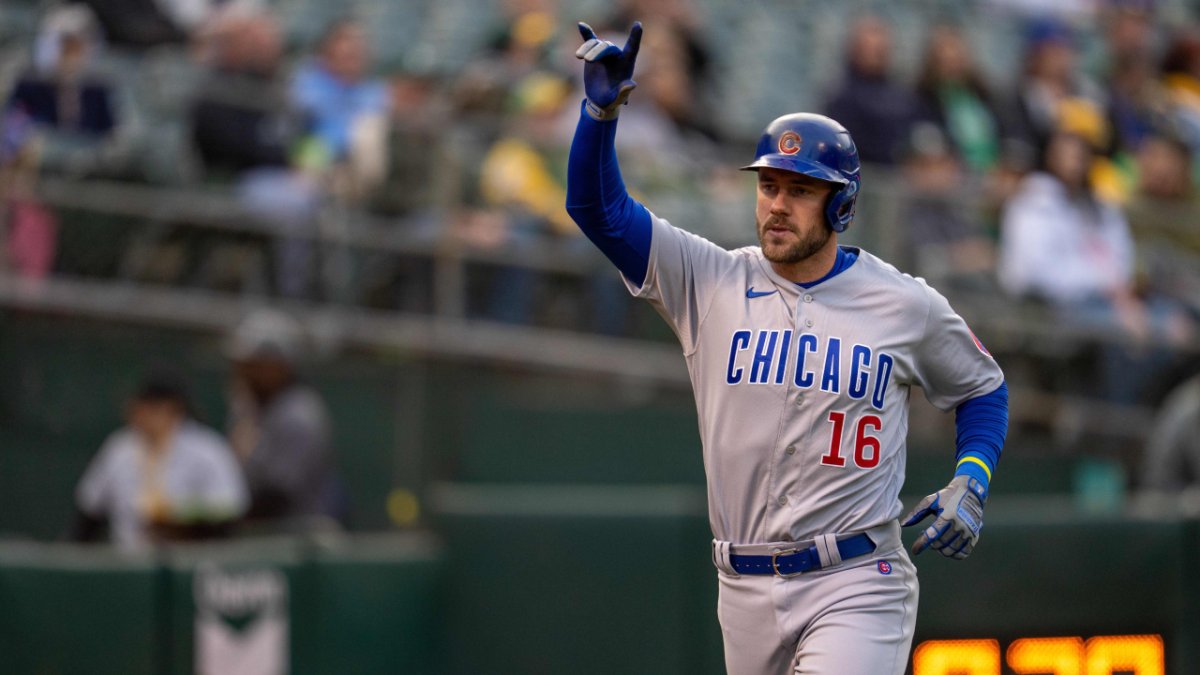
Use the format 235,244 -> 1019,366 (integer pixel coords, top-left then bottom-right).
999,129 -> 1136,310
999,127 -> 1192,402
73,371 -> 248,549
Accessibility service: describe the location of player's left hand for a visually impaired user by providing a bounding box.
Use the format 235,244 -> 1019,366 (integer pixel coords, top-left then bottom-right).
901,475 -> 987,559
575,21 -> 642,120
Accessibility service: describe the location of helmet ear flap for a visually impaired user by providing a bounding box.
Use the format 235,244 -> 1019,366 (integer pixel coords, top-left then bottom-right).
825,179 -> 859,233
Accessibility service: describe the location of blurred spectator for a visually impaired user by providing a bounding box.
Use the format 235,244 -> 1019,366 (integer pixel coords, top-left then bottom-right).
479,73 -> 576,238
1132,132 -> 1194,203
0,108 -> 58,279
72,370 -> 248,548
380,72 -> 451,216
463,3 -> 709,203
291,18 -> 391,203
899,123 -> 995,285
1089,1 -> 1165,157
998,126 -> 1191,400
562,25 -> 705,195
914,25 -> 1006,173
823,15 -> 917,165
1159,27 -> 1200,157
1125,133 -> 1200,313
999,128 -> 1135,310
612,0 -> 721,141
225,310 -> 345,527
190,11 -> 300,178
613,0 -> 711,85
289,18 -> 393,303
353,72 -> 451,312
455,0 -> 565,117
1098,0 -> 1157,72
14,8 -> 114,136
5,5 -> 134,178
1004,18 -> 1106,159
1062,96 -> 1132,203
1106,50 -> 1167,155
470,72 -> 627,331
490,0 -> 563,75
467,73 -> 562,323
189,11 -> 320,298
626,16 -> 719,143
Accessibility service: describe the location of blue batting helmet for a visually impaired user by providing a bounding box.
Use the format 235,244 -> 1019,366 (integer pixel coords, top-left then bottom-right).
741,113 -> 861,232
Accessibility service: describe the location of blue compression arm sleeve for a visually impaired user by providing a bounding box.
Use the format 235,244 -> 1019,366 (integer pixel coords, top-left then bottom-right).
565,100 -> 652,287
953,381 -> 1009,491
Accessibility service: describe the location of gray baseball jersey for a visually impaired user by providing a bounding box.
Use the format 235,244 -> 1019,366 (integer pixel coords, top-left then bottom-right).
628,214 -> 1004,546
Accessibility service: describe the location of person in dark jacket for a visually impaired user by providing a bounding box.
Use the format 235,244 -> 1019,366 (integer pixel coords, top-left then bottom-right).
913,25 -> 1007,173
225,310 -> 346,527
823,15 -> 917,166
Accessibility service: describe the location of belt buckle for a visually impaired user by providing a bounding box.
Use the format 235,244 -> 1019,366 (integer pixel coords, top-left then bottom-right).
770,548 -> 802,578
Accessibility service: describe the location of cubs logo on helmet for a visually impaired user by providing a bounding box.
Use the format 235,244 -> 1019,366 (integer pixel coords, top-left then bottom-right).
778,131 -> 802,155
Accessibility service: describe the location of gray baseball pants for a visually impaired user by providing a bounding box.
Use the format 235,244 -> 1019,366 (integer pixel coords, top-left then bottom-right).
712,521 -> 918,674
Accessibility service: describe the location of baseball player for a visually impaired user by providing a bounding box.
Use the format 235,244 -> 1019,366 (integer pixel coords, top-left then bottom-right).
566,22 -> 1009,674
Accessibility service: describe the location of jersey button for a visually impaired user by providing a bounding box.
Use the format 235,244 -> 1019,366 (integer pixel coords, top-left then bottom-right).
804,318 -> 814,328
777,495 -> 788,506
786,445 -> 796,455
803,294 -> 813,303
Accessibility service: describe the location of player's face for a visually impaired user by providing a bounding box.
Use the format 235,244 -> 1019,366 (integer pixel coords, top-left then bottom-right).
755,168 -> 835,264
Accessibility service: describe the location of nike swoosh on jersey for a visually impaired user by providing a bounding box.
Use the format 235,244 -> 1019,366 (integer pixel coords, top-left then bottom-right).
746,287 -> 778,298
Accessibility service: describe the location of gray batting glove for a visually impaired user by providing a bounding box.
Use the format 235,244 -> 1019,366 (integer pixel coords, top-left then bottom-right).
901,475 -> 987,559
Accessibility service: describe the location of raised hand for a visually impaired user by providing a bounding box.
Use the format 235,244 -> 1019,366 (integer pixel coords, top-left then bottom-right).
575,21 -> 643,120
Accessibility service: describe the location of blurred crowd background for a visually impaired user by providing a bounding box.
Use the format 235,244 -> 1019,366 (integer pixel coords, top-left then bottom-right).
2,0 -> 1200,672
2,0 -> 1200,538
14,0 -> 1200,504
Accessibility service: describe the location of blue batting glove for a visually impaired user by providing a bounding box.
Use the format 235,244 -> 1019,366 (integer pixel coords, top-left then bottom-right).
575,21 -> 642,120
901,475 -> 987,560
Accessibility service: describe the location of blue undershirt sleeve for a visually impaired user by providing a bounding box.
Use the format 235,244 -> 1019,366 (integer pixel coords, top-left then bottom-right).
565,100 -> 652,288
952,381 -> 1009,492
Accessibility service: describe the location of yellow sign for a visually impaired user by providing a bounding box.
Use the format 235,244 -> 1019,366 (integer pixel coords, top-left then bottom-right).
913,635 -> 1164,675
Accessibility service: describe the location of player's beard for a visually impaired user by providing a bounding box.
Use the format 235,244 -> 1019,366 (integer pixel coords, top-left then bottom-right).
757,215 -> 831,264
